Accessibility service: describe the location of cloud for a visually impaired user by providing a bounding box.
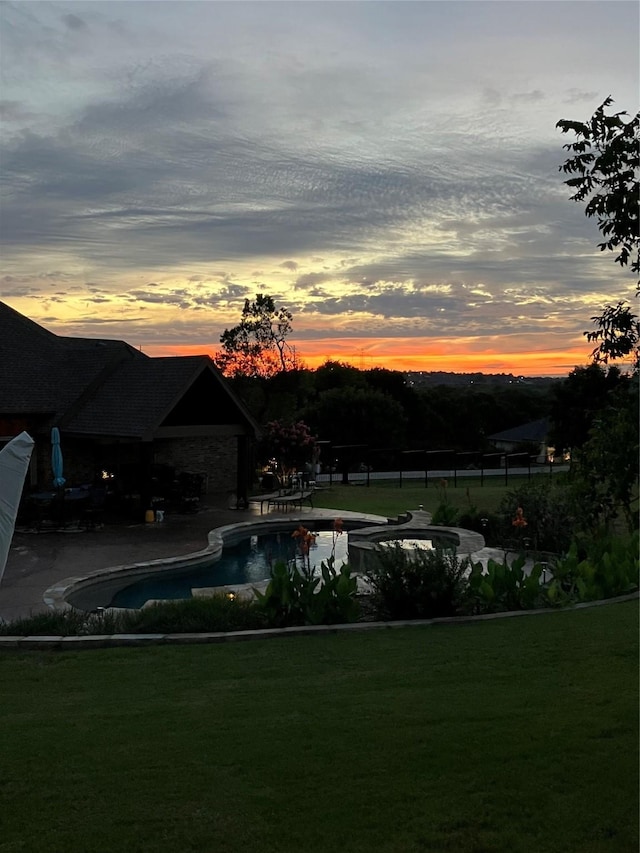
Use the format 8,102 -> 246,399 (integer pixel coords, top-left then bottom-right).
61,13 -> 87,32
563,88 -> 600,104
0,100 -> 36,121
1,0 -> 637,374
512,90 -> 545,104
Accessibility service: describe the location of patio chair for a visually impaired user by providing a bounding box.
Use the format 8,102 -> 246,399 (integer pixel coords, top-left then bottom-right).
80,486 -> 107,530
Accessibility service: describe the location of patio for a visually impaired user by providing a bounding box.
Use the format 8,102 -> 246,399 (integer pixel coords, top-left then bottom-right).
0,496 -> 270,624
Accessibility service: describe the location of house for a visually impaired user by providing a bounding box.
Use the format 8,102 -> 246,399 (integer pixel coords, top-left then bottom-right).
0,301 -> 260,508
486,417 -> 552,463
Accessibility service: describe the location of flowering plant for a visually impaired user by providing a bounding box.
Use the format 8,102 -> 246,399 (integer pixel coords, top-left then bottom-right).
512,507 -> 528,529
264,419 -> 317,478
292,525 -> 317,560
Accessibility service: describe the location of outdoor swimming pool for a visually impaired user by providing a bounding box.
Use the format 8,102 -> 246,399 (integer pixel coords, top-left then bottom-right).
109,527 -> 349,609
51,509 -> 486,614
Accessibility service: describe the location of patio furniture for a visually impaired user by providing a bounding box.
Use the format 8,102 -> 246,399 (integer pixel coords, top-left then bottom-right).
267,489 -> 314,512
248,488 -> 314,513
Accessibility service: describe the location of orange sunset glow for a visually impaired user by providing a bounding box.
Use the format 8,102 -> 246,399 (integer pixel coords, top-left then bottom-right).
146,336 -> 596,377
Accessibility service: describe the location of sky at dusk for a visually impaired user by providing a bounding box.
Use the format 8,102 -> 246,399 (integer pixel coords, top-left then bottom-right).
1,0 -> 638,376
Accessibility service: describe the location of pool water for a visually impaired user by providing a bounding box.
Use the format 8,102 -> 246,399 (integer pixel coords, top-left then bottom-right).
109,528 -> 349,609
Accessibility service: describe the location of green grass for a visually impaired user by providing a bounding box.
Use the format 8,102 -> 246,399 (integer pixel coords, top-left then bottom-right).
1,602 -> 637,853
313,474 -> 555,518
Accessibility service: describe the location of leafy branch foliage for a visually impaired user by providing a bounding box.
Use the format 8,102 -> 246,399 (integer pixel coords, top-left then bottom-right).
557,96 -> 639,281
557,97 -> 640,365
584,300 -> 640,365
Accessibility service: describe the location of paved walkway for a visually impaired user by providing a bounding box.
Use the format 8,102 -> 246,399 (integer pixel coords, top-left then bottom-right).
0,499 -> 270,623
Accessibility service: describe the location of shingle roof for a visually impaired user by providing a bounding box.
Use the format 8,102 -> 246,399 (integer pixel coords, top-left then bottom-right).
0,301 -> 258,438
487,417 -> 550,443
65,356 -> 236,437
0,301 -> 143,416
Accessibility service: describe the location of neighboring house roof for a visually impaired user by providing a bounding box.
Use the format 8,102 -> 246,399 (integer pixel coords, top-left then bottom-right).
0,301 -> 259,439
487,417 -> 550,444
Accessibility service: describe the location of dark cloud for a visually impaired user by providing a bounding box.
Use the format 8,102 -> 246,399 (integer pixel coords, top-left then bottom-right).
0,100 -> 36,121
62,14 -> 87,32
295,272 -> 334,289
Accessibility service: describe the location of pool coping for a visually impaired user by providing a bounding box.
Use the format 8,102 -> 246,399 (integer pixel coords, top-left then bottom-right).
1,591 -> 637,651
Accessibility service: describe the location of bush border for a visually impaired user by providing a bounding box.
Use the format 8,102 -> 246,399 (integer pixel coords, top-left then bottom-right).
1,591 -> 636,652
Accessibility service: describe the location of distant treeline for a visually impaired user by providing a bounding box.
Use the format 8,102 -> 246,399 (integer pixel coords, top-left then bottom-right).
230,363 -> 555,456
405,371 -> 557,389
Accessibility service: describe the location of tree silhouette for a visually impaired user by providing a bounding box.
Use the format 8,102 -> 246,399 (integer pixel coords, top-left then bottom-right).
216,293 -> 296,377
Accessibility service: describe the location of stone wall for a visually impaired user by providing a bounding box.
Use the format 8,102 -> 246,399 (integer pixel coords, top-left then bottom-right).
29,435 -> 240,494
153,435 -> 238,493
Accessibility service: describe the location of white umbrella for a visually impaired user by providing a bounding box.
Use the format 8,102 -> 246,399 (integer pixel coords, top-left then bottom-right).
0,432 -> 34,585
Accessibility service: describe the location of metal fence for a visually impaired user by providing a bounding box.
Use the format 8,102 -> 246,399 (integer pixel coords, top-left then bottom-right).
315,445 -> 566,488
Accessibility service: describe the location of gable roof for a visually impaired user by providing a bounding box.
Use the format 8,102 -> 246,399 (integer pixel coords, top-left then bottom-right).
0,301 -> 259,439
487,417 -> 550,444
64,355 -> 254,438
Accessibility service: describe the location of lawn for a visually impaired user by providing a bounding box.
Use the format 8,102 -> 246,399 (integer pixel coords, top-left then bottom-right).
1,601 -> 637,853
312,474 -> 555,518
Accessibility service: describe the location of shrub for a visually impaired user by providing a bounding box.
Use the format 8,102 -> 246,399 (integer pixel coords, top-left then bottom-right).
252,557 -> 360,628
431,479 -> 459,526
545,531 -> 639,606
457,508 -> 501,545
431,502 -> 459,526
0,609 -> 95,637
117,595 -> 267,634
463,554 -> 546,615
0,596 -> 268,636
365,543 -> 470,620
498,479 -> 575,555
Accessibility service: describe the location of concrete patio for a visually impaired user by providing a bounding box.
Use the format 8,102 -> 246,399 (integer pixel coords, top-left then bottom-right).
0,497 -> 273,623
